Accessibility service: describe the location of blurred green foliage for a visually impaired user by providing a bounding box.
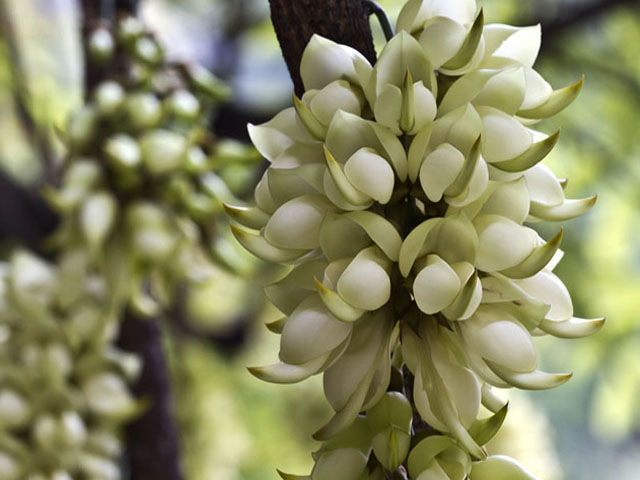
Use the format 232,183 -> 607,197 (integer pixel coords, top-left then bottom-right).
2,0 -> 640,479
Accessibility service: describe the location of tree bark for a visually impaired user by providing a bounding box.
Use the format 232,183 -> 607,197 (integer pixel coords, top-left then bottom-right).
268,0 -> 377,96
117,312 -> 183,480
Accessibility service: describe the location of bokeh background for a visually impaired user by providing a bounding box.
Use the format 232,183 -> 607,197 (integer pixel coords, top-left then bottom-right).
1,0 -> 639,478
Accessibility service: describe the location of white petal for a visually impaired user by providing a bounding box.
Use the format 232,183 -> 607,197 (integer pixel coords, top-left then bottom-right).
413,255 -> 461,314
470,455 -> 537,480
483,25 -> 541,69
337,248 -> 391,310
474,67 -> 526,115
491,25 -> 542,68
479,177 -> 530,223
280,296 -> 352,365
300,35 -> 370,90
521,68 -> 553,110
397,0 -> 476,33
523,164 -> 564,206
462,306 -> 537,372
264,195 -> 332,250
374,83 -> 403,134
474,214 -> 538,272
431,104 -> 483,156
515,271 -> 573,321
420,144 -> 465,202
478,106 -> 532,162
310,80 -> 363,125
417,17 -> 468,68
319,214 -> 371,261
446,156 -> 489,207
412,81 -> 438,132
436,359 -> 481,428
344,148 -> 395,204
248,108 -> 309,162
372,31 -> 433,96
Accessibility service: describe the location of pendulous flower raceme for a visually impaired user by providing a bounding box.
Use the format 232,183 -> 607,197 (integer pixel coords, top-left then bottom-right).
0,16 -> 254,480
228,0 -> 604,477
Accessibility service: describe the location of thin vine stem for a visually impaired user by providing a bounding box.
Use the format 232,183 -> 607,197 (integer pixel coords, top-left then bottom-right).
364,0 -> 395,42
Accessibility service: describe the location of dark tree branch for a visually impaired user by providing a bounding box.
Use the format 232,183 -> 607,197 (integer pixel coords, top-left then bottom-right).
268,0 -> 377,96
525,0 -> 639,44
79,2 -> 184,479
117,311 -> 183,480
0,170 -> 58,256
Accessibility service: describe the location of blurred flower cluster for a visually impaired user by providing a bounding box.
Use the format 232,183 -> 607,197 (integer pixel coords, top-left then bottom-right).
0,14 -> 256,479
229,0 -> 603,477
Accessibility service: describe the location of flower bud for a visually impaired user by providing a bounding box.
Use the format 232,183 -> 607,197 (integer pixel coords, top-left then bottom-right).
0,389 -> 31,428
87,28 -> 114,64
104,134 -> 142,171
82,372 -> 137,421
133,36 -> 163,66
139,130 -> 187,176
0,450 -> 22,480
94,81 -> 125,117
125,93 -> 162,130
166,89 -> 200,121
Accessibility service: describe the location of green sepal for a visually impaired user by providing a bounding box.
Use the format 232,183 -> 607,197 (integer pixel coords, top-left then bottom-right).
529,195 -> 597,221
277,470 -> 311,480
247,355 -> 329,385
408,124 -> 433,182
442,272 -> 479,320
484,360 -> 572,390
491,131 -> 559,173
469,402 -> 508,446
315,278 -> 365,323
442,9 -> 484,71
343,211 -> 402,262
230,225 -> 306,263
499,230 -> 563,279
481,384 -> 506,414
293,94 -> 327,140
445,136 -> 481,198
517,76 -> 584,119
398,218 -> 442,277
407,435 -> 455,477
538,316 -> 605,339
324,146 -> 372,206
223,204 -> 271,230
265,317 -> 287,334
400,70 -> 415,133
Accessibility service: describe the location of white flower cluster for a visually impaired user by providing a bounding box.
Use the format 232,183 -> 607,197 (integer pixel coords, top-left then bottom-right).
230,0 -> 603,477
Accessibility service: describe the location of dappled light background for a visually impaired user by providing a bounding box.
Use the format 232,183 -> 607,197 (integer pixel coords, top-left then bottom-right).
1,0 -> 639,479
